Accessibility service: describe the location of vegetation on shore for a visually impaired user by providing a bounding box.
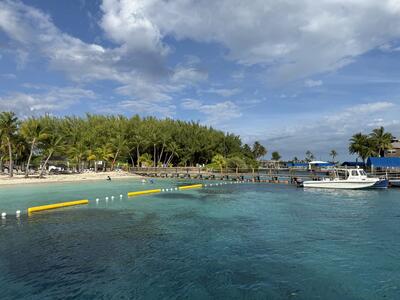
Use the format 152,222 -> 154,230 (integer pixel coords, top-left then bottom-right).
349,127 -> 393,162
0,112 -> 265,177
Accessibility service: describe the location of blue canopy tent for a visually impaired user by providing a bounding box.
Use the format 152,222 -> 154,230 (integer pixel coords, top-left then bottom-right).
366,157 -> 400,169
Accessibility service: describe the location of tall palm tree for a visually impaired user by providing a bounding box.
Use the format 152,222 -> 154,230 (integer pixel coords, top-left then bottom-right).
0,112 -> 19,177
39,135 -> 63,178
329,149 -> 338,163
370,126 -> 393,157
20,118 -> 48,177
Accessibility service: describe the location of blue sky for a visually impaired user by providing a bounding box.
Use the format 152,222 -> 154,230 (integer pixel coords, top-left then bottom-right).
1,0 -> 400,161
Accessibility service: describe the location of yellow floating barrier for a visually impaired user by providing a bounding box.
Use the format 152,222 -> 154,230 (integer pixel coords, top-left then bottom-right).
28,199 -> 89,215
178,184 -> 203,190
127,189 -> 161,197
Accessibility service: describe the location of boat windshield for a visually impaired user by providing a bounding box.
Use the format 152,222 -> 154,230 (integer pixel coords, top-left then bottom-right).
337,170 -> 349,180
358,170 -> 367,176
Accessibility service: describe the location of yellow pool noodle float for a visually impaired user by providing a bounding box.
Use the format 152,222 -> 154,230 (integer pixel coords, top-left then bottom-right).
127,189 -> 162,197
178,184 -> 203,190
28,199 -> 89,215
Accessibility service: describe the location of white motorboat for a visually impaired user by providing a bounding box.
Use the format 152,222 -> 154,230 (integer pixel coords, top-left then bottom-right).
303,168 -> 380,189
390,179 -> 400,187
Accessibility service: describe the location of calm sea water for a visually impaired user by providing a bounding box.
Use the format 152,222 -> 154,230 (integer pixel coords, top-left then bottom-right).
0,179 -> 399,299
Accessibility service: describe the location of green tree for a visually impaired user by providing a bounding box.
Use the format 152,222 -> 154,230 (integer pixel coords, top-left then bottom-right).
329,149 -> 338,163
39,135 -> 63,178
305,150 -> 315,162
252,141 -> 267,160
369,126 -> 393,157
138,153 -> 153,167
211,154 -> 227,174
0,112 -> 19,177
271,151 -> 281,161
349,133 -> 375,162
20,118 -> 48,177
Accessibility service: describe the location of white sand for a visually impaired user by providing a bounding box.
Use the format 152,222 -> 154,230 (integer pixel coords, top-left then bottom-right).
0,171 -> 143,186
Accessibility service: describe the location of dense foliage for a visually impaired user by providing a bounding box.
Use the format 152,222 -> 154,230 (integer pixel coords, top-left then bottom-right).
349,127 -> 393,162
0,112 -> 263,177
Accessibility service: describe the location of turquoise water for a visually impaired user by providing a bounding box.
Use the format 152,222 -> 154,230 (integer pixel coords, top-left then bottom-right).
0,179 -> 399,299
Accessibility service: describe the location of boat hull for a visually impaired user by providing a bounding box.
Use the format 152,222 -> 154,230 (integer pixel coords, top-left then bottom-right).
390,180 -> 400,187
372,179 -> 389,189
303,180 -> 378,189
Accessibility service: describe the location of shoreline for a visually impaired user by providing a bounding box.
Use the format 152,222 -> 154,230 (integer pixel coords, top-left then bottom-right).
0,171 -> 144,187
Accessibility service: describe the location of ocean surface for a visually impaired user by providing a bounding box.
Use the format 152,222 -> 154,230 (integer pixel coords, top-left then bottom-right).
0,179 -> 399,299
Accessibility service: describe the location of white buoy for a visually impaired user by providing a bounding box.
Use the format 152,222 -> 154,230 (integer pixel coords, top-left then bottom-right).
204,184 -> 207,187
161,189 -> 165,192
120,194 -> 123,198
1,212 -> 6,219
111,196 -> 114,200
105,197 -> 109,202
175,187 -> 178,191
16,210 -> 20,217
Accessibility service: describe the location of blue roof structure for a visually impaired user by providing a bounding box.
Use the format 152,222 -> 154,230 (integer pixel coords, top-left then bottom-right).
366,157 -> 400,168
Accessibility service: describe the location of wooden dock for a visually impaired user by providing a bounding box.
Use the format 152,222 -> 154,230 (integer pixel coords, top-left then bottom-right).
130,167 -> 325,184
131,167 -> 400,186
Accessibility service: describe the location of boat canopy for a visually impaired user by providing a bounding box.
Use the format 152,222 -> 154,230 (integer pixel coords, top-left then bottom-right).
287,162 -> 309,167
366,157 -> 400,168
309,161 -> 335,167
341,161 -> 365,167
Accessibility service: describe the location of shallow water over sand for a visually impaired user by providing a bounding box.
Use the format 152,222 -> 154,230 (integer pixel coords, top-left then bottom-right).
0,180 -> 399,299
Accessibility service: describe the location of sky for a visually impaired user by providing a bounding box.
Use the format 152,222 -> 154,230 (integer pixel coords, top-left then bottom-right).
1,0 -> 400,161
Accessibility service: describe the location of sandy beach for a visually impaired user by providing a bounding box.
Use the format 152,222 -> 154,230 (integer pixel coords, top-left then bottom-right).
0,171 -> 143,186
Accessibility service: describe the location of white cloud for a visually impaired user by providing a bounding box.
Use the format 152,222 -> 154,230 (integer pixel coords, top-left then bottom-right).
326,101 -> 395,123
304,79 -> 323,88
181,99 -> 242,125
99,0 -> 400,82
0,86 -> 96,117
253,101 -> 399,160
204,88 -> 241,97
0,0 -> 207,115
171,66 -> 208,85
1,73 -> 16,79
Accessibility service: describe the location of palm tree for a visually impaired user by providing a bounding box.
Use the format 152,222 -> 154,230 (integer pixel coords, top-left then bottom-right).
0,112 -> 19,177
212,154 -> 226,174
95,144 -> 114,172
349,133 -> 375,162
39,135 -> 63,178
20,118 -> 48,177
252,141 -> 267,160
370,126 -> 393,157
329,150 -> 338,163
271,151 -> 281,161
305,150 -> 314,162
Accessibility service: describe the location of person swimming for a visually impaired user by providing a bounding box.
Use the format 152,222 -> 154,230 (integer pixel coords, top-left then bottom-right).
107,176 -> 111,181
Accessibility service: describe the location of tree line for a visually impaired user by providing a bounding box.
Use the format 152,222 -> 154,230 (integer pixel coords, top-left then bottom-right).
0,111 -> 267,177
